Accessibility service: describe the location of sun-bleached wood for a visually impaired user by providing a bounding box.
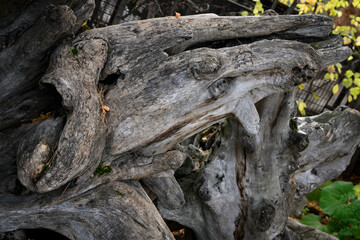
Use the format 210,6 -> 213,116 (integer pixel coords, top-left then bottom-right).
0,8 -> 358,240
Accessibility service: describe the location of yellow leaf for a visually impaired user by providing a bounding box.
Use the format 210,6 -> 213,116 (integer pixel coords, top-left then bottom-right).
332,84 -> 339,94
327,65 -> 335,73
354,184 -> 360,200
344,37 -> 352,45
348,95 -> 353,102
345,70 -> 354,78
350,87 -> 360,99
336,63 -> 342,73
330,73 -> 335,81
313,92 -> 320,101
355,78 -> 360,86
299,83 -> 305,90
324,73 -> 330,80
101,106 -> 110,112
343,78 -> 353,88
297,100 -> 307,116
81,20 -> 88,27
348,56 -> 353,61
241,11 -> 249,16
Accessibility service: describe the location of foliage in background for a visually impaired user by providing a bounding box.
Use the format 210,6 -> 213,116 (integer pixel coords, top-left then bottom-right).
276,0 -> 360,115
253,0 -> 265,15
301,181 -> 360,239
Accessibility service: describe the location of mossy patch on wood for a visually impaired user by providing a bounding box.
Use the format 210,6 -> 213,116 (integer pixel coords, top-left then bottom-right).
93,163 -> 112,176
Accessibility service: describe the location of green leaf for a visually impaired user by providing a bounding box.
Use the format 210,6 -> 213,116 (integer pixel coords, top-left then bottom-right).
302,207 -> 310,214
321,181 -> 333,188
352,226 -> 360,238
306,181 -> 333,201
306,188 -> 322,201
301,214 -> 331,233
338,227 -> 354,239
320,181 -> 356,216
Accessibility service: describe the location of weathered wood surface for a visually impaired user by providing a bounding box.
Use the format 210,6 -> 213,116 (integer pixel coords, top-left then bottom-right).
0,0 -> 94,131
0,9 -> 358,240
287,217 -> 338,240
0,178 -> 174,240
12,13 -> 350,193
294,107 -> 360,200
159,98 -> 360,240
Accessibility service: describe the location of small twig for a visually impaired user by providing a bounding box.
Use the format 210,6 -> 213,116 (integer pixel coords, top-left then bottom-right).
154,0 -> 164,17
285,0 -> 299,14
169,0 -> 179,16
46,140 -> 59,166
226,0 -> 253,12
312,2 -> 318,14
271,0 -> 279,10
186,0 -> 209,12
61,182 -> 71,196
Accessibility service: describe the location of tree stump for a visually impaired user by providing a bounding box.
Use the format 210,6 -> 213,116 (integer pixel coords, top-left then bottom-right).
1,2 -> 359,239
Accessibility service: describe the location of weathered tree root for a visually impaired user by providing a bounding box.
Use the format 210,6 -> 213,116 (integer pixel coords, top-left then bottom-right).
0,12 -> 357,240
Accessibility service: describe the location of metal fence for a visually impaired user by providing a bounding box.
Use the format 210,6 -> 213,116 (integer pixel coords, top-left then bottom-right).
296,79 -> 348,115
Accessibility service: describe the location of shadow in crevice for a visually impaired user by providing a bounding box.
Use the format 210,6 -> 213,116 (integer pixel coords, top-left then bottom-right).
0,228 -> 70,240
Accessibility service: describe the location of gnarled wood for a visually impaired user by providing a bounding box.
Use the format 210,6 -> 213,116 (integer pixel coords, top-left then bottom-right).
35,38 -> 108,193
294,107 -> 360,199
0,0 -> 95,131
0,179 -> 174,240
0,10 -> 358,240
23,14 -> 351,195
159,96 -> 359,240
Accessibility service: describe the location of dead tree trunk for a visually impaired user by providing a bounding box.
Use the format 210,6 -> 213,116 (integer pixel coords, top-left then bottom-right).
1,2 -> 359,239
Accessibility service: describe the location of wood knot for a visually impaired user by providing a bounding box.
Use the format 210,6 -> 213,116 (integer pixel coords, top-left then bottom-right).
189,54 -> 221,80
208,77 -> 231,99
199,185 -> 212,201
291,65 -> 316,85
256,201 -> 276,231
261,9 -> 279,16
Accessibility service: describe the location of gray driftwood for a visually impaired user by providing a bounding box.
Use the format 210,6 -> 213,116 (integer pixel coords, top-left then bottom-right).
0,4 -> 359,240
